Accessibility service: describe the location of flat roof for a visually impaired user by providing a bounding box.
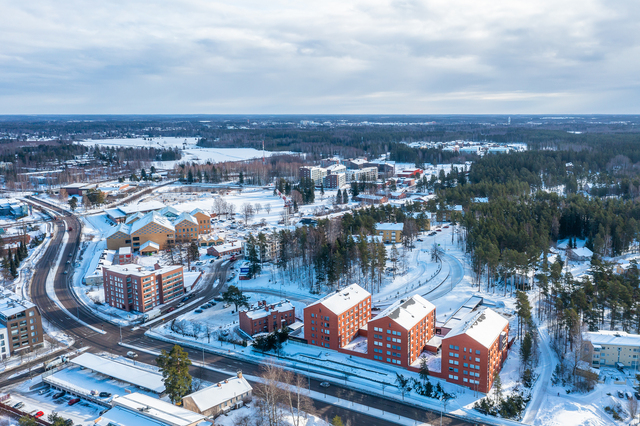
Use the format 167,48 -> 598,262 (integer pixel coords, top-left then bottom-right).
112,393 -> 206,426
104,264 -> 156,278
372,294 -> 435,330
307,283 -> 370,316
445,308 -> 509,349
376,222 -> 404,231
119,200 -> 166,215
71,353 -> 165,393
0,291 -> 35,317
586,330 -> 640,347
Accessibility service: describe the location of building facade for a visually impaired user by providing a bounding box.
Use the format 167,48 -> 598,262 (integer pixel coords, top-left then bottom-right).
367,295 -> 436,367
323,173 -> 346,189
303,284 -> 372,350
103,264 -> 185,312
440,308 -> 509,393
299,166 -> 328,186
376,223 -> 404,244
0,292 -> 44,358
182,372 -> 252,418
239,300 -> 295,336
586,330 -> 640,369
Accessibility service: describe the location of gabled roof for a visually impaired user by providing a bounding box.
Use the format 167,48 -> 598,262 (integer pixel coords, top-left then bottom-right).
307,283 -> 370,316
586,330 -> 640,347
158,206 -> 181,218
140,241 -> 160,251
119,201 -> 166,215
107,223 -> 132,239
131,212 -> 175,234
371,294 -> 435,330
190,208 -> 209,217
172,212 -> 198,226
112,392 -> 205,426
184,375 -> 252,412
125,212 -> 145,224
445,308 -> 508,349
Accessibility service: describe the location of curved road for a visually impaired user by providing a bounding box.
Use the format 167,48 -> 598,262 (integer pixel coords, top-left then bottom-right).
10,198 -> 474,426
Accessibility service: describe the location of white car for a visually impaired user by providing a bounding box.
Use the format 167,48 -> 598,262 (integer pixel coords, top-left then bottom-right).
126,351 -> 138,358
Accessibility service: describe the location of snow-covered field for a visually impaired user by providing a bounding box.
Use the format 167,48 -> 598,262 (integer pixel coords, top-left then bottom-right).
78,137 -> 294,168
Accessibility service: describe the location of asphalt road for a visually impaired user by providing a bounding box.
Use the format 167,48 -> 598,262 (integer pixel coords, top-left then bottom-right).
12,197 -> 474,426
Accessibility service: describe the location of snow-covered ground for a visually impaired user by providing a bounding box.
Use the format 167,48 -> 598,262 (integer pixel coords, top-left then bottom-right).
78,137 -> 294,169
214,401 -> 329,426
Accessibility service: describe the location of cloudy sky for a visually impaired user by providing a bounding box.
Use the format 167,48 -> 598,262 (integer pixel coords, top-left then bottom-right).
1,0 -> 639,114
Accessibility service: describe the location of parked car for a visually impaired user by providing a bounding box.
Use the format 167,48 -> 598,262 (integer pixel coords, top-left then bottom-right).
177,303 -> 185,308
319,382 -> 330,388
53,391 -> 66,399
38,389 -> 48,395
444,225 -> 450,228
635,392 -> 640,400
626,391 -> 633,400
35,411 -> 44,418
99,392 -> 112,398
166,307 -> 175,313
68,398 -> 80,406
195,309 -> 203,314
13,402 -> 24,409
618,391 -> 625,398
200,305 -> 208,309
62,271 -> 68,275
181,296 -> 189,303
126,351 -> 138,358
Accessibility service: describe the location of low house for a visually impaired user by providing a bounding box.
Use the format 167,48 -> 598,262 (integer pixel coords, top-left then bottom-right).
356,194 -> 388,205
569,247 -> 593,262
182,371 -> 252,417
104,392 -> 209,426
207,242 -> 242,257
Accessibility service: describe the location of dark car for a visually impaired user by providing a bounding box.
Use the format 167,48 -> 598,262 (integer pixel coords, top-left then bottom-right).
166,307 -> 175,313
99,392 -> 111,398
68,398 -> 80,406
53,391 -> 66,399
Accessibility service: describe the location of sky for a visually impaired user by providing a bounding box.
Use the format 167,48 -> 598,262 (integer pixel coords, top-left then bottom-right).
1,0 -> 639,114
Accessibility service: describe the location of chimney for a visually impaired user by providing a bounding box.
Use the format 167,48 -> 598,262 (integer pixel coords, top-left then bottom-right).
154,262 -> 161,270
237,370 -> 243,379
217,383 -> 222,387
224,379 -> 228,384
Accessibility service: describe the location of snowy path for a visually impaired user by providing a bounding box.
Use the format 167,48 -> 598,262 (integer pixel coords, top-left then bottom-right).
422,252 -> 464,301
240,287 -> 319,304
522,322 -> 556,424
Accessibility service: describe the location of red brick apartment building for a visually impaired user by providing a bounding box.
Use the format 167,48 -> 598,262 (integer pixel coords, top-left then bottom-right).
304,284 -> 371,350
367,295 -> 435,367
440,308 -> 509,393
239,300 -> 295,336
103,264 -> 184,313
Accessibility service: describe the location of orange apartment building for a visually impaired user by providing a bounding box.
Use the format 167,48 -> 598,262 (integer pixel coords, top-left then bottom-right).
239,300 -> 296,336
440,308 -> 509,393
302,284 -> 510,393
103,264 -> 185,313
191,208 -> 212,234
367,295 -> 435,367
304,284 -> 371,350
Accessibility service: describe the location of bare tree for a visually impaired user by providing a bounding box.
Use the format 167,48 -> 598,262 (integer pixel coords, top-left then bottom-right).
281,370 -> 312,426
265,204 -> 272,215
226,203 -> 236,219
254,203 -> 262,215
242,203 -> 255,225
628,397 -> 638,424
255,362 -> 286,426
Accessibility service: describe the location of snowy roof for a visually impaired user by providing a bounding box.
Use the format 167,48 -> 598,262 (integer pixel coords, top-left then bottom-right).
104,264 -> 155,278
572,247 -> 593,258
308,283 -> 371,315
0,291 -> 35,317
153,265 -> 183,275
371,294 -> 435,330
242,300 -> 294,320
105,208 -> 127,219
119,201 -> 166,215
107,223 -> 131,239
190,208 -> 209,217
586,330 -> 640,347
158,206 -> 181,217
173,212 -> 198,226
376,222 -> 404,231
95,406 -> 171,426
125,212 -> 145,224
131,211 -> 175,234
117,247 -> 132,255
184,375 -> 252,412
71,353 -> 165,393
112,393 -> 206,426
445,308 -> 508,349
140,241 -> 160,251
348,158 -> 368,165
212,242 -> 242,252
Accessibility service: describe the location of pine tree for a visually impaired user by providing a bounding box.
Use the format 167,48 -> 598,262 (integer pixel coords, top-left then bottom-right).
336,189 -> 342,204
343,191 -> 349,204
156,345 -> 192,404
